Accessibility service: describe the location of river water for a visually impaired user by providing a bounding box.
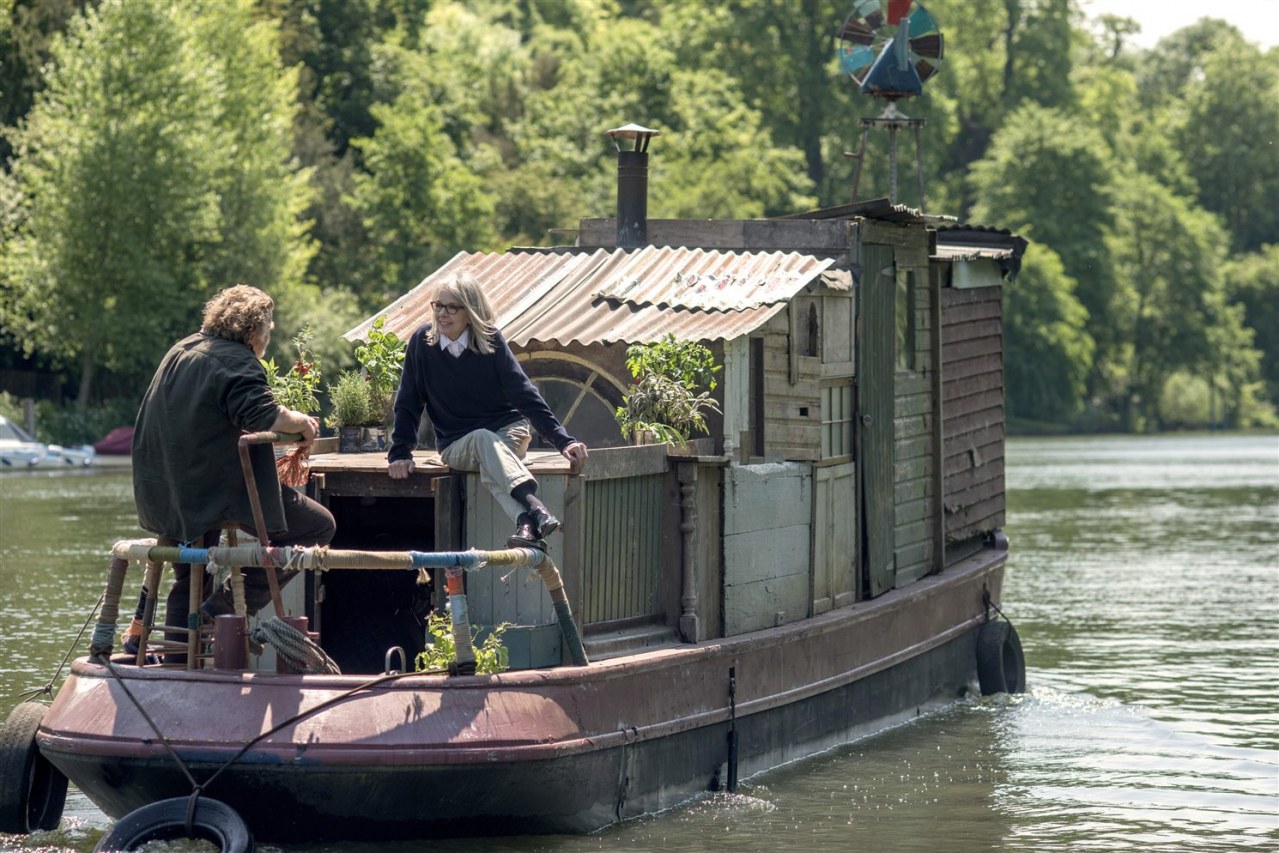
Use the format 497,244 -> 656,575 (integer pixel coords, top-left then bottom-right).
1,434 -> 1275,852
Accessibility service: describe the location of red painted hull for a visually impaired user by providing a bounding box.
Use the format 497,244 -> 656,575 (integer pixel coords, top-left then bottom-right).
38,548 -> 1004,841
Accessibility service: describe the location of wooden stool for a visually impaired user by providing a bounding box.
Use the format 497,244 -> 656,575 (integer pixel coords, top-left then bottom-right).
131,523 -> 250,670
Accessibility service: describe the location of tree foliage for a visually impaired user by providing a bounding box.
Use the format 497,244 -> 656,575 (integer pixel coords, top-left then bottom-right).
0,0 -> 1272,431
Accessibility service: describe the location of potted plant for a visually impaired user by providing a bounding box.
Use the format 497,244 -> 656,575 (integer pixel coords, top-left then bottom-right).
354,317 -> 406,431
262,326 -> 322,416
326,370 -> 373,453
614,335 -> 721,448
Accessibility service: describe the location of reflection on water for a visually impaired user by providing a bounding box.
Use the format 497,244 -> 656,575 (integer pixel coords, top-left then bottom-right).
1,434 -> 1276,852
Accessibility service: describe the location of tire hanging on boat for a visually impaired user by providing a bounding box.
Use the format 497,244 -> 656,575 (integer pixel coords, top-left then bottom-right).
0,701 -> 68,833
93,796 -> 253,852
976,619 -> 1026,695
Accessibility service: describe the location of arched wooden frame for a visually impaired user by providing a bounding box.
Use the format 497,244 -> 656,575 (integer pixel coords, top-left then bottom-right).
517,351 -> 630,448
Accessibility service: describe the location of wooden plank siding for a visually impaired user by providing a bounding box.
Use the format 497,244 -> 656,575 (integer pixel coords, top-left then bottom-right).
760,327 -> 822,461
580,473 -> 665,624
941,285 -> 1006,544
892,263 -> 937,588
722,463 -> 812,635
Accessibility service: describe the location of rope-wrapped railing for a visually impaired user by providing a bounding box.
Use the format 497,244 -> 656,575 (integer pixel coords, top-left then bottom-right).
96,540 -> 590,669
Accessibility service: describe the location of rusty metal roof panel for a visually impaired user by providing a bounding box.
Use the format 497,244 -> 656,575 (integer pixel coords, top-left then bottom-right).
346,246 -> 829,347
593,246 -> 834,311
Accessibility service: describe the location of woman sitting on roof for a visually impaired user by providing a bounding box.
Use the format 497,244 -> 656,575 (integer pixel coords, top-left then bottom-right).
386,272 -> 589,548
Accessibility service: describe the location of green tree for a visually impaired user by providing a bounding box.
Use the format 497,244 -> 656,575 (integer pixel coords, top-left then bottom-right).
2,0 -> 221,406
1103,173 -> 1255,430
1004,243 -> 1094,424
349,93 -> 498,301
0,0 -> 86,165
1223,245 -> 1279,413
1,0 -> 314,405
189,0 -> 316,313
1134,18 -> 1247,110
1172,40 -> 1279,253
968,104 -> 1115,374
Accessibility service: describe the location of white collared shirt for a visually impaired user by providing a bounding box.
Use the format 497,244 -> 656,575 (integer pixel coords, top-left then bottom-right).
439,329 -> 470,358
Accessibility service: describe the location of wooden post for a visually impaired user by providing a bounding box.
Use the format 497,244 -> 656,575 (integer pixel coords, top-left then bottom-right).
930,267 -> 945,573
678,462 -> 700,642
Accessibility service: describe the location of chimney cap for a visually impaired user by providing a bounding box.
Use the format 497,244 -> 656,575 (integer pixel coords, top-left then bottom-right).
605,123 -> 661,152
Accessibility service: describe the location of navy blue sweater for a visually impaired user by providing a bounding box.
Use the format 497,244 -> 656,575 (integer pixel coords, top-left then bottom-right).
388,324 -> 575,460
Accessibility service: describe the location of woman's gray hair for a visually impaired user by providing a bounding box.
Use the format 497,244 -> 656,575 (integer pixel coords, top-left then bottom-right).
424,272 -> 497,355
201,284 -> 273,346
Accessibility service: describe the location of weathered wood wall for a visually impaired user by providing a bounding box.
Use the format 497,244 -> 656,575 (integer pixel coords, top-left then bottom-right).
465,475 -> 566,627
858,220 -> 938,589
722,462 -> 811,636
940,284 -> 1006,544
893,260 -> 937,587
759,312 -> 822,461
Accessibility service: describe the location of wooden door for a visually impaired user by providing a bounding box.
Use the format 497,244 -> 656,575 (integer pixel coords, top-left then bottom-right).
858,244 -> 896,598
812,460 -> 857,613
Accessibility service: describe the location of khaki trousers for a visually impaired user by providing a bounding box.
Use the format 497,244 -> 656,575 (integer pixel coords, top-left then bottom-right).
439,420 -> 533,522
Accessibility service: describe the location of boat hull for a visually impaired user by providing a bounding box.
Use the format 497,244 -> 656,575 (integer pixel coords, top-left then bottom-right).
38,548 -> 1004,841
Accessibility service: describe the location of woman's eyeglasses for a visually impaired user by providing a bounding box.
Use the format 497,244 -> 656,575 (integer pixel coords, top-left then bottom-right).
431,301 -> 464,315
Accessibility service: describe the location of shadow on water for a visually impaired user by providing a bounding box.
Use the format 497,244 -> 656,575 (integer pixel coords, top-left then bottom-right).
1,434 -> 1276,852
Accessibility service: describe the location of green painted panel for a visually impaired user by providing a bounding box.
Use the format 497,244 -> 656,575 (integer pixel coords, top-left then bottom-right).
859,244 -> 896,598
582,474 -> 663,624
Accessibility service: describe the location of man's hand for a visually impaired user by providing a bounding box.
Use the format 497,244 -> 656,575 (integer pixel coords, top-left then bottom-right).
562,441 -> 589,463
271,407 -> 319,448
388,458 -> 415,479
296,414 -> 319,447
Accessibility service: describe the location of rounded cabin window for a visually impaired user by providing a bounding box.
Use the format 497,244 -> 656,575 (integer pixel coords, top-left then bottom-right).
518,353 -> 627,448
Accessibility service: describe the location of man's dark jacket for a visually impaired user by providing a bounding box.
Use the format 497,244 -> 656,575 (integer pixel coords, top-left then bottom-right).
132,332 -> 284,543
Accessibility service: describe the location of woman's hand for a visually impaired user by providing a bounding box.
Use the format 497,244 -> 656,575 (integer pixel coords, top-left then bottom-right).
388,458 -> 415,479
562,441 -> 589,463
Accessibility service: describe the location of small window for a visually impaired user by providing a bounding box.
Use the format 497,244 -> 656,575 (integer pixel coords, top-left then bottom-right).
820,382 -> 853,459
805,303 -> 819,357
895,268 -> 916,372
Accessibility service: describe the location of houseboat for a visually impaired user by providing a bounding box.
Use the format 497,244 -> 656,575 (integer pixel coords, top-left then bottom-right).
6,129 -> 1026,846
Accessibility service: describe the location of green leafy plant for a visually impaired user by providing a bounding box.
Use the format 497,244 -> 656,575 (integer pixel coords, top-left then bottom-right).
615,335 -> 722,446
414,612 -> 511,675
354,317 -> 406,426
263,325 -> 322,414
325,369 -> 373,429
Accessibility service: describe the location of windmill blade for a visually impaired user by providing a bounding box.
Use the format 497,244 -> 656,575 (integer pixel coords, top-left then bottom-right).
839,43 -> 878,78
837,0 -> 944,92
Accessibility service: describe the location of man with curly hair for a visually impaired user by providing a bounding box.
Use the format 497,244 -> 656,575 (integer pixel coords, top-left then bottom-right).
132,284 -> 335,657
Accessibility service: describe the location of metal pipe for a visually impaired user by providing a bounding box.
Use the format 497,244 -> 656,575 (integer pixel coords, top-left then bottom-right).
236,432 -> 302,619
616,150 -> 649,249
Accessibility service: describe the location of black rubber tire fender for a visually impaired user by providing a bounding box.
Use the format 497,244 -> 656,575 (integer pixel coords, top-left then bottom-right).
0,701 -> 69,833
93,796 -> 254,852
976,619 -> 1026,696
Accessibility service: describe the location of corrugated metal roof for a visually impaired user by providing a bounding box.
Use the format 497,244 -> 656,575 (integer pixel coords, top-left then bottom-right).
934,225 -> 1029,277
345,246 -> 835,347
933,244 -> 1016,262
773,197 -> 957,225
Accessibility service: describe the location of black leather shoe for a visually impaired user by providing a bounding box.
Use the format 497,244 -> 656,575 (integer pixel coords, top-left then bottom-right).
531,508 -> 560,538
507,513 -> 547,550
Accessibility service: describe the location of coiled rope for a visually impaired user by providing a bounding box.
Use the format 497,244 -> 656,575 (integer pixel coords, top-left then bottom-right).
249,617 -> 341,674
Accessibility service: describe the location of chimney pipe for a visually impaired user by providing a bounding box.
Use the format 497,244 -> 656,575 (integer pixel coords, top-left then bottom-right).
605,123 -> 661,250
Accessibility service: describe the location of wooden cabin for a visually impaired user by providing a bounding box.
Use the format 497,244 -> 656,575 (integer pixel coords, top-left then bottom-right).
310,193 -> 1024,675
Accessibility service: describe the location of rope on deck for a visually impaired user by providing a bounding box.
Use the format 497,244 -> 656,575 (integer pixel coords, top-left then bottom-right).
103,538 -> 589,667
249,618 -> 341,674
